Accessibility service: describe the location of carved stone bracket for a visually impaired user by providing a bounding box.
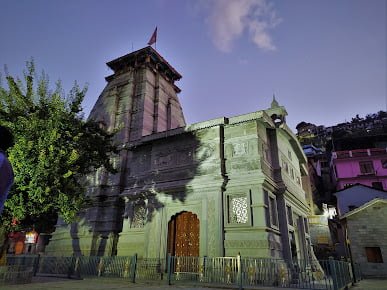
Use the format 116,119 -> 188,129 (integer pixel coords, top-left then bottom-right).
224,239 -> 268,249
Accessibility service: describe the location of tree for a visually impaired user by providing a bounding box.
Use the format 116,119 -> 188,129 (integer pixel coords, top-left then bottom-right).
0,61 -> 116,233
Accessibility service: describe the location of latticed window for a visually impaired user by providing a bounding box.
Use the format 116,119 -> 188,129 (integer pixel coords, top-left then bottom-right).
228,195 -> 248,224
130,203 -> 147,228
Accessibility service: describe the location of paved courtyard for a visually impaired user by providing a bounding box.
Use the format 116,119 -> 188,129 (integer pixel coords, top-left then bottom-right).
352,279 -> 387,290
1,276 -> 386,290
3,277 -> 232,290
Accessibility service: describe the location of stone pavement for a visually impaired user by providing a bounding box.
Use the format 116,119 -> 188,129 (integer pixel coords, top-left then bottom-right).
1,276 -> 386,290
0,276 -> 295,290
352,279 -> 387,290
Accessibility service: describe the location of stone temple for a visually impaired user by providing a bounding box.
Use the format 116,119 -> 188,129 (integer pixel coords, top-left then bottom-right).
46,46 -> 313,264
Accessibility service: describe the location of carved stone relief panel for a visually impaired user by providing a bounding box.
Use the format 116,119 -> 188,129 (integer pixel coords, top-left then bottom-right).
233,142 -> 247,157
154,152 -> 174,169
153,144 -> 196,170
131,97 -> 140,112
224,240 -> 268,249
131,147 -> 152,174
176,148 -> 194,165
207,198 -> 217,257
196,143 -> 215,162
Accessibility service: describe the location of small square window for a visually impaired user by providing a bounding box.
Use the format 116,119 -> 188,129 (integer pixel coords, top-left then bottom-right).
365,247 -> 383,263
359,161 -> 374,175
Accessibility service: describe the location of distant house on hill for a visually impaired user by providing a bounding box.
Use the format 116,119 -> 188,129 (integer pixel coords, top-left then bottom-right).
340,198 -> 387,278
331,148 -> 387,191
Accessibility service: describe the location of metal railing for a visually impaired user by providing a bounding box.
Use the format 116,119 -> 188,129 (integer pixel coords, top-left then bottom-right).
6,254 -> 358,289
0,265 -> 34,285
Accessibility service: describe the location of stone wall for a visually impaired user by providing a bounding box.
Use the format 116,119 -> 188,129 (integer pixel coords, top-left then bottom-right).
346,202 -> 387,277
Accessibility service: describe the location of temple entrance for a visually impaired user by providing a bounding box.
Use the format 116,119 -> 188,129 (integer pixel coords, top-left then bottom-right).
167,211 -> 200,257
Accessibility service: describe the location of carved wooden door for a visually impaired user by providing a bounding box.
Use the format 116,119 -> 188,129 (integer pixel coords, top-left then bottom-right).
167,212 -> 199,257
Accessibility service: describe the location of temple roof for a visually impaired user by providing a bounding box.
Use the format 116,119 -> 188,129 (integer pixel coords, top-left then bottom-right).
106,46 -> 182,81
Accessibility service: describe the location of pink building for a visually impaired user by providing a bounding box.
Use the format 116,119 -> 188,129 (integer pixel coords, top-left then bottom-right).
331,148 -> 387,190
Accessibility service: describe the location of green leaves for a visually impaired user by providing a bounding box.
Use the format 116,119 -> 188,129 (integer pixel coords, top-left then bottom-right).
0,60 -> 116,232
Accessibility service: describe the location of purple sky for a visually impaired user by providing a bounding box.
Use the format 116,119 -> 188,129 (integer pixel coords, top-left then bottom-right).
1,0 -> 386,131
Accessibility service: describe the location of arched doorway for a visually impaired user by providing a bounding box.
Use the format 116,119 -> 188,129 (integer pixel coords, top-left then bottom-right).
167,211 -> 200,257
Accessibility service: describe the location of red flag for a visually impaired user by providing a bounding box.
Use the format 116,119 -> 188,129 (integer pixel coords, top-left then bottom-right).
147,27 -> 157,46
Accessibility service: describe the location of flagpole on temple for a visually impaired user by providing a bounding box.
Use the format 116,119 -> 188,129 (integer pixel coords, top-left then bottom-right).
147,27 -> 158,50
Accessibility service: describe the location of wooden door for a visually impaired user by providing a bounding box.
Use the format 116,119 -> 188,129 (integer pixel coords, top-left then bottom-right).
167,212 -> 199,257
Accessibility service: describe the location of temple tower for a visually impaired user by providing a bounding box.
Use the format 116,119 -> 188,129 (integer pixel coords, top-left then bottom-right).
90,46 -> 186,140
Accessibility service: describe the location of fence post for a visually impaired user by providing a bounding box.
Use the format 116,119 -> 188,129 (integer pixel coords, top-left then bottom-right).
33,254 -> 40,276
167,254 -> 172,285
74,257 -> 81,279
237,253 -> 243,290
67,256 -> 75,278
97,257 -> 104,277
131,253 -> 137,283
329,257 -> 338,290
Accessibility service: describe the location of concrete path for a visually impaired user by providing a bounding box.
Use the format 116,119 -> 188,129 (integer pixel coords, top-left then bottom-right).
2,277 -> 232,290
352,279 -> 387,290
0,276 -> 302,290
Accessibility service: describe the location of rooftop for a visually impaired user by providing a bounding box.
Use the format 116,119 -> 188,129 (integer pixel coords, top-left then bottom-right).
106,46 -> 182,81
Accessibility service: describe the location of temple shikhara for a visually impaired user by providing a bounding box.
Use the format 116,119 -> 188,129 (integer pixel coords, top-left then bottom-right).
46,46 -> 314,264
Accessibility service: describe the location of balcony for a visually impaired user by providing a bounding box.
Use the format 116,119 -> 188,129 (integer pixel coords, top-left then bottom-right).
333,148 -> 387,159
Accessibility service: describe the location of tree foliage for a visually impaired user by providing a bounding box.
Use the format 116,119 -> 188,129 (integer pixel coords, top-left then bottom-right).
0,61 -> 116,232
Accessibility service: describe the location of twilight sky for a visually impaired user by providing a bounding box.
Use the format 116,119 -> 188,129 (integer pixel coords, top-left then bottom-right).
1,0 -> 386,131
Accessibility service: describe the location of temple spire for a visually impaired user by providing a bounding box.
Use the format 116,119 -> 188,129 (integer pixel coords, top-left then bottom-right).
271,94 -> 279,108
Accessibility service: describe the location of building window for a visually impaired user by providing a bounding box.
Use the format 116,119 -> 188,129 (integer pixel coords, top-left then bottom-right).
283,161 -> 289,174
269,196 -> 279,227
288,150 -> 292,160
289,231 -> 297,260
344,183 -> 353,188
372,182 -> 383,190
262,143 -> 271,163
286,205 -> 293,226
365,247 -> 383,263
382,159 -> 387,169
130,203 -> 147,228
228,195 -> 248,224
264,190 -> 278,228
359,161 -> 374,175
304,217 -> 309,234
